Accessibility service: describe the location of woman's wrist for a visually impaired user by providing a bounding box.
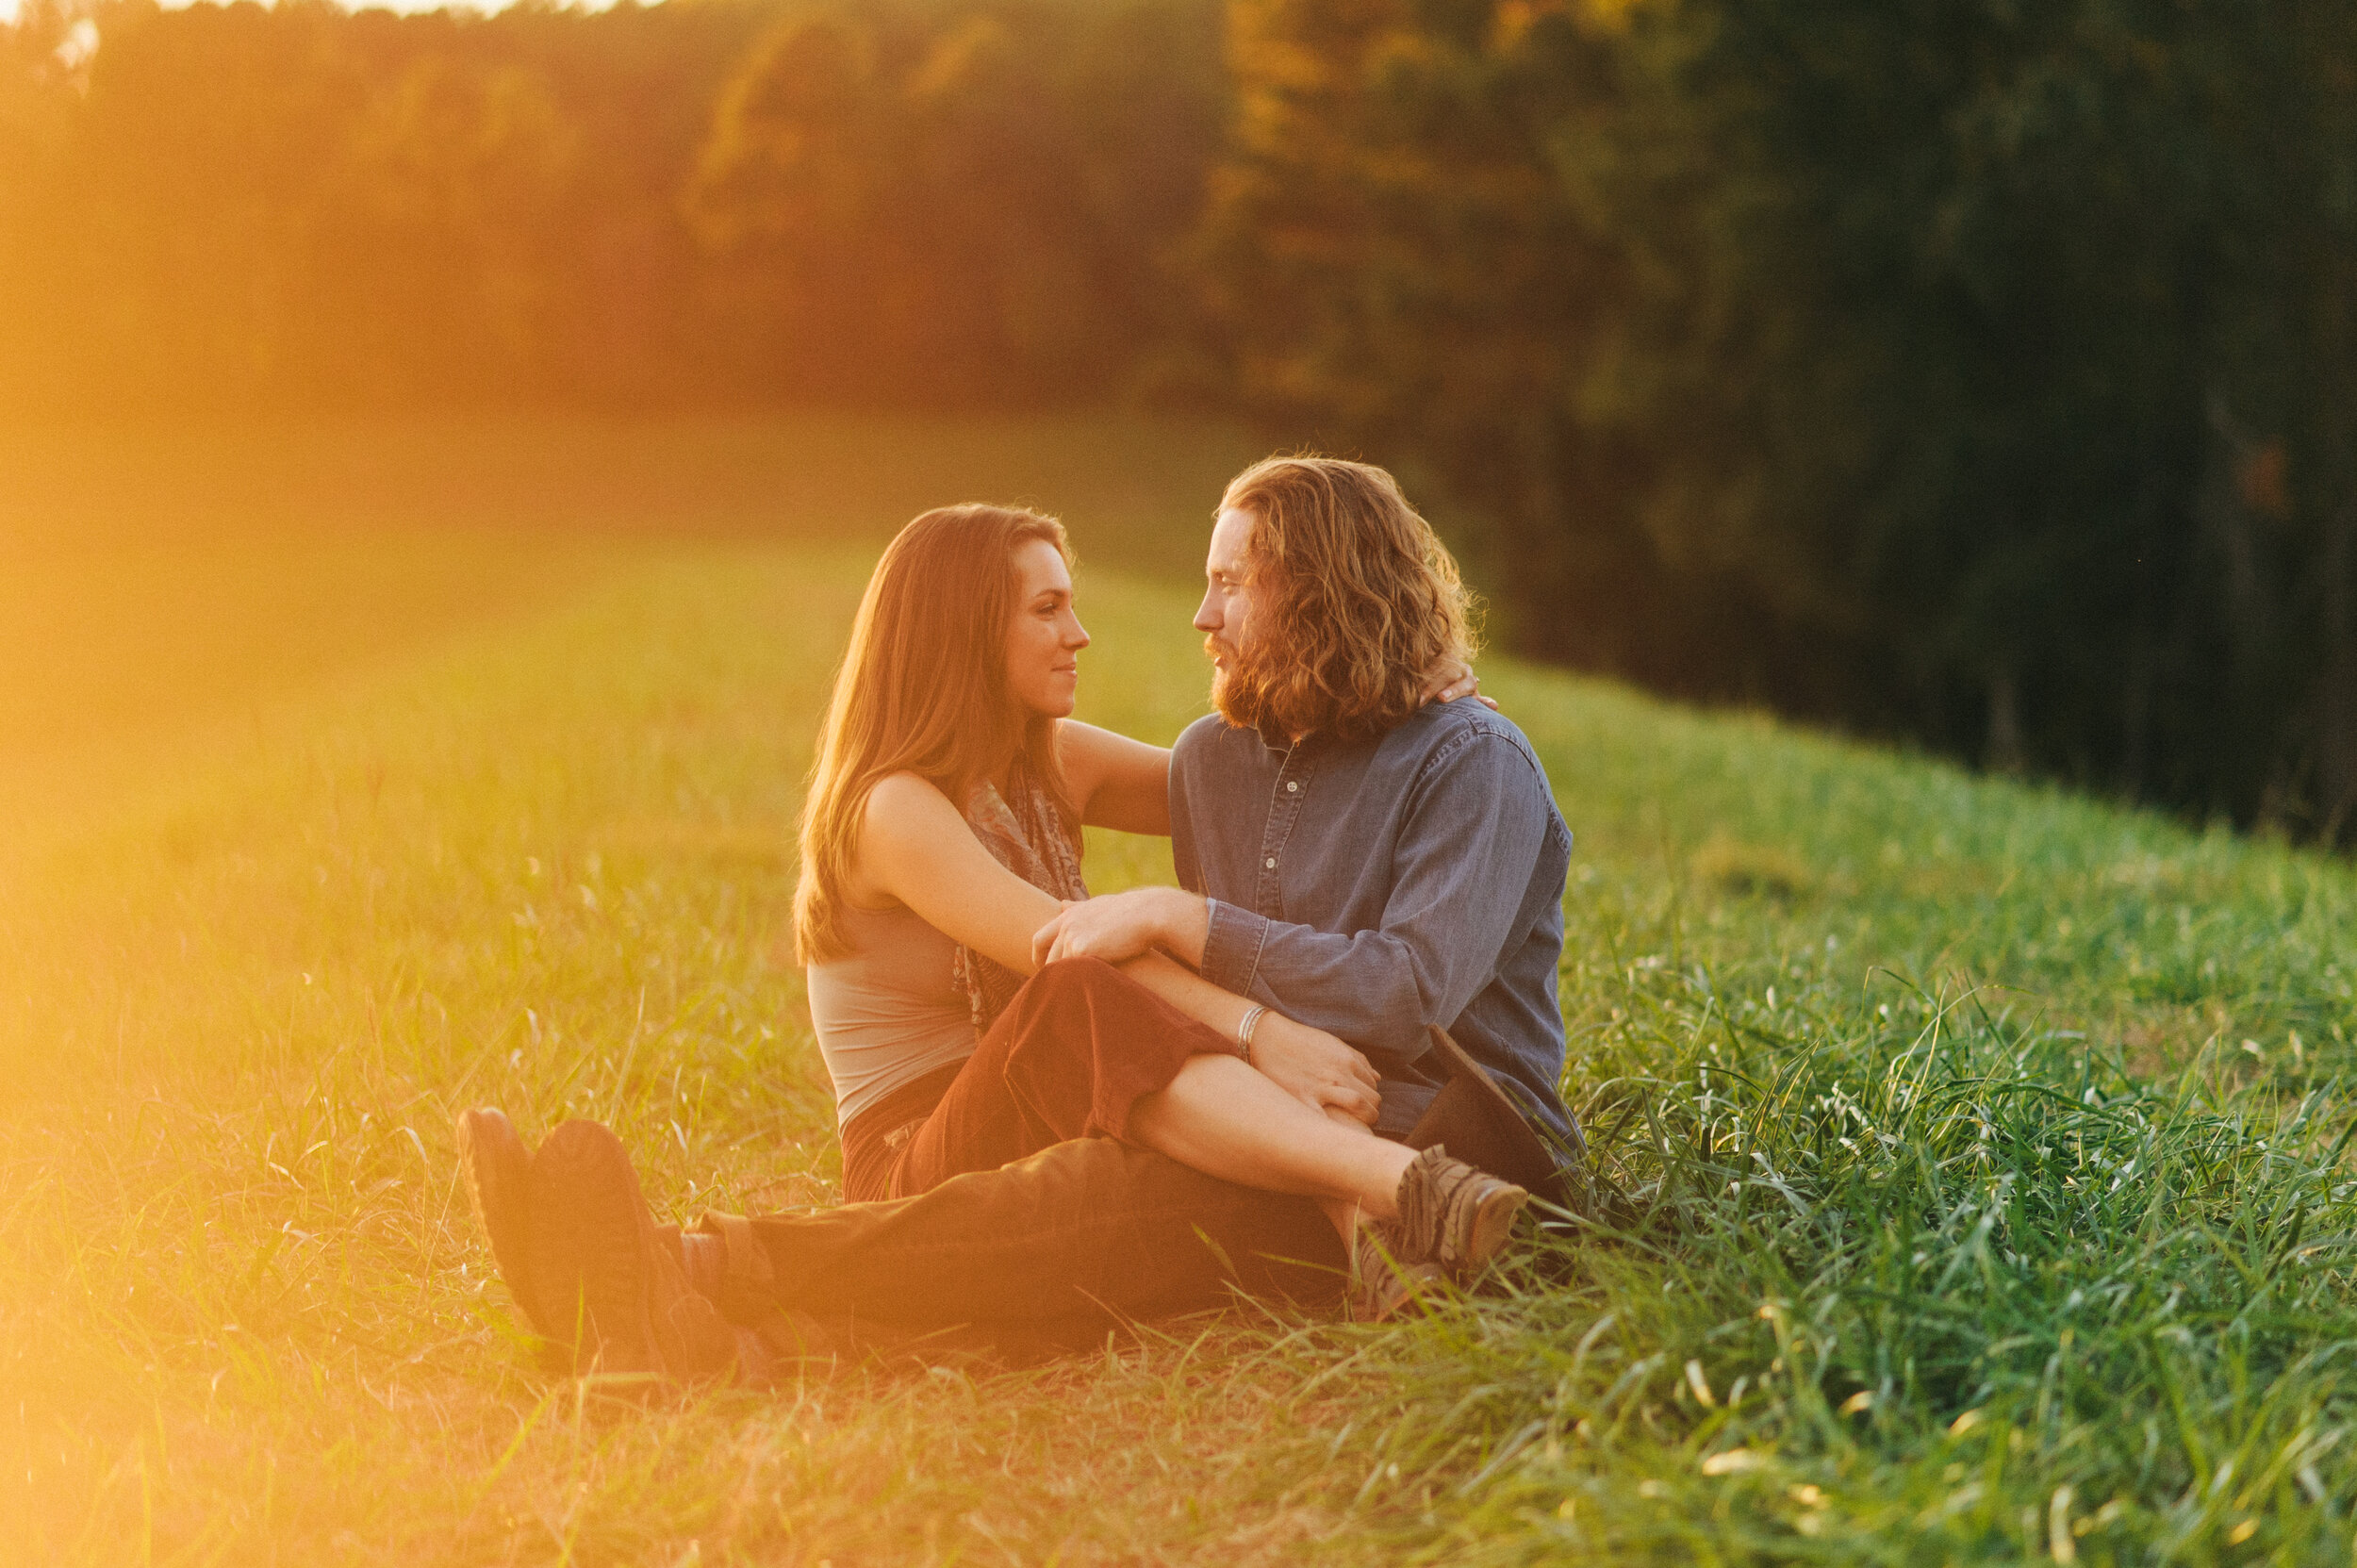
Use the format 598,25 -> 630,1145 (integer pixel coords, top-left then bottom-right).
1233,1002 -> 1269,1065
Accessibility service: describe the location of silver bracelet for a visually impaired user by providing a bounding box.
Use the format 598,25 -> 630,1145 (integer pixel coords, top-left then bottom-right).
1235,1003 -> 1269,1067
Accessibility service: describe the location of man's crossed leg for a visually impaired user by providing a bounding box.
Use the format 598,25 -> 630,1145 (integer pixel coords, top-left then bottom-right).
467,1110 -> 1347,1381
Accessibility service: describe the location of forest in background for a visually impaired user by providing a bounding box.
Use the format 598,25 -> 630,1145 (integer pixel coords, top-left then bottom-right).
3,0 -> 2353,843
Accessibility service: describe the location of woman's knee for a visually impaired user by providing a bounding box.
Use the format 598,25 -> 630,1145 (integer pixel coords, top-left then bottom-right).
1003,958 -> 1126,1063
1030,955 -> 1123,1003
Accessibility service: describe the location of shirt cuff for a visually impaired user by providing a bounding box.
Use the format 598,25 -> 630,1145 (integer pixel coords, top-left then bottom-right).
1198,898 -> 1269,999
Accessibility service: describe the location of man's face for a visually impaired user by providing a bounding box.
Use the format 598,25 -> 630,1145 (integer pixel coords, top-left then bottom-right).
1195,506 -> 1261,703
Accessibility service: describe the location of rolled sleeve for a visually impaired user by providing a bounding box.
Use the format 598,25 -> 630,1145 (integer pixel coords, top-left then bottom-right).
1197,897 -> 1269,998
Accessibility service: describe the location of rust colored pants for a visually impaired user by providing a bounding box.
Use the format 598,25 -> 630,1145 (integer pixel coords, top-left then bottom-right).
840,957 -> 1229,1203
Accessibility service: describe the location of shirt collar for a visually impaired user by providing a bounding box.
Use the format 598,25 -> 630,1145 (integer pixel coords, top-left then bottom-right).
1255,719 -> 1327,760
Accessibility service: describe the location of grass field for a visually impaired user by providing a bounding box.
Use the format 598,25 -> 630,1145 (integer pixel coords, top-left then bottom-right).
5,416 -> 2356,1564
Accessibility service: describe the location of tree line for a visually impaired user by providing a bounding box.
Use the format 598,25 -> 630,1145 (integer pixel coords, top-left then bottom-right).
4,0 -> 2352,841
0,0 -> 1221,411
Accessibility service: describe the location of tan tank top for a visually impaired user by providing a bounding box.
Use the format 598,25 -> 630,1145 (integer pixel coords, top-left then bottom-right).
804,900 -> 977,1127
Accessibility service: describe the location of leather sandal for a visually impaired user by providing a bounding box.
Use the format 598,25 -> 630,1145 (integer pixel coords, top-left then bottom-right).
1347,1224 -> 1447,1322
1392,1143 -> 1527,1284
1348,1145 -> 1528,1321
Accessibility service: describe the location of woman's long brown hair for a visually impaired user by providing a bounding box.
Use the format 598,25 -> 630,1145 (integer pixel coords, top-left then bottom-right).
793,504 -> 1075,964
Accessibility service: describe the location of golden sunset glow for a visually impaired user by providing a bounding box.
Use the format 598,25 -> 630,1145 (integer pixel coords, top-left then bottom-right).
7,0 -> 2357,1560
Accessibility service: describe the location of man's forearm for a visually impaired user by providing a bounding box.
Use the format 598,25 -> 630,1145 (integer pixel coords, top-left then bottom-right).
1145,886 -> 1211,971
1198,911 -> 1438,1063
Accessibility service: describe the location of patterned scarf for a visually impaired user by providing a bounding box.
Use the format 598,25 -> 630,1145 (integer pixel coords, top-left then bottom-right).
952,762 -> 1088,1031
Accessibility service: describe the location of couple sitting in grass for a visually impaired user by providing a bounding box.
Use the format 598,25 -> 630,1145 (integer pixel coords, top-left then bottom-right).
456,455 -> 1584,1379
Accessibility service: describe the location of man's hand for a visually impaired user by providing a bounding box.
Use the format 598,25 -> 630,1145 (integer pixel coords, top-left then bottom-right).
1032,886 -> 1198,969
1251,1012 -> 1383,1125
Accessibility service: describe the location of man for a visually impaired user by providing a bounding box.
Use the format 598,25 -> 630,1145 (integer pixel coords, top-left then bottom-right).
460,455 -> 1578,1382
1032,455 -> 1580,1182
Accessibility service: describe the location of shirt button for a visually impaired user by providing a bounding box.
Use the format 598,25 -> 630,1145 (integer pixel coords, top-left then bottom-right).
1264,857 -> 1277,869
1285,782 -> 1299,792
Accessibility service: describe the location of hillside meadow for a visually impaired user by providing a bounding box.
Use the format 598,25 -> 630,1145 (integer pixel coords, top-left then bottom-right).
3,416 -> 2355,1564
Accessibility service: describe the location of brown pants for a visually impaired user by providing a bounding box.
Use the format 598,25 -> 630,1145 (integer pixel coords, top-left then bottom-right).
841,957 -> 1229,1203
732,1136 -> 1346,1352
727,961 -> 1348,1348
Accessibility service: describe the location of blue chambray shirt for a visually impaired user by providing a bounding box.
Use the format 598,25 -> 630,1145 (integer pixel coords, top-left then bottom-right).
1168,697 -> 1577,1146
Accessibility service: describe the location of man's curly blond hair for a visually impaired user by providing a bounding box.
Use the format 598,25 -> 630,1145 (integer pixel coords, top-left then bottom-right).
1214,456 -> 1477,742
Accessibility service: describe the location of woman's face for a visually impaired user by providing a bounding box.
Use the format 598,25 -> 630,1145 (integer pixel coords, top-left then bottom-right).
1003,538 -> 1089,719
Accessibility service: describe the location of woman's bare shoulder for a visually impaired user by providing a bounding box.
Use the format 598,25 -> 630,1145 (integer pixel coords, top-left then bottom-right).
849,772 -> 967,901
861,770 -> 963,841
865,767 -> 951,809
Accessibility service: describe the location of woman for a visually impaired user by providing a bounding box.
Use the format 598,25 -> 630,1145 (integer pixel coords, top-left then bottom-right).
793,504 -> 1522,1297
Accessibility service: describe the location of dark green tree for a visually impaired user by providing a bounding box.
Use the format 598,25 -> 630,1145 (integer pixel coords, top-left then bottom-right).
1203,0 -> 2357,838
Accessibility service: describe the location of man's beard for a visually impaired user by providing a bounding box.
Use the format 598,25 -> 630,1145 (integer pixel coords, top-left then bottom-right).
1206,633 -> 1267,730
